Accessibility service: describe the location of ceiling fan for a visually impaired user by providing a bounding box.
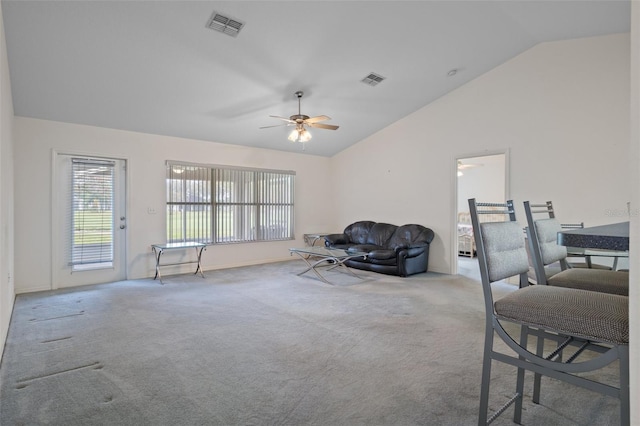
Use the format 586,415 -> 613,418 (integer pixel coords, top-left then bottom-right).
260,91 -> 339,143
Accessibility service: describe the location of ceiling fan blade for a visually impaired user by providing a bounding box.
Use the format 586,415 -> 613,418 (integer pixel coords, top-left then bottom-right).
304,115 -> 330,124
269,115 -> 296,123
309,122 -> 339,130
259,124 -> 288,129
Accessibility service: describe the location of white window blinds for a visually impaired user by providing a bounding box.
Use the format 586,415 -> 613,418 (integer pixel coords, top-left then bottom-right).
70,158 -> 115,268
166,162 -> 294,244
166,165 -> 212,243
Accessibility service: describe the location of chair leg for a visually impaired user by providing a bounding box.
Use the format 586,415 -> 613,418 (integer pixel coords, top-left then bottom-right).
619,345 -> 630,426
478,327 -> 495,426
514,326 -> 528,424
533,334 -> 544,404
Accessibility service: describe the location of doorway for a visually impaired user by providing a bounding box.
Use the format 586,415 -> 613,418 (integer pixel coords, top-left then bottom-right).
52,153 -> 127,289
453,151 -> 508,278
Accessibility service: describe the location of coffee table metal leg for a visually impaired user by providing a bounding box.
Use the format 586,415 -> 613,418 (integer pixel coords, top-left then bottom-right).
291,252 -> 365,284
327,259 -> 363,279
291,252 -> 334,283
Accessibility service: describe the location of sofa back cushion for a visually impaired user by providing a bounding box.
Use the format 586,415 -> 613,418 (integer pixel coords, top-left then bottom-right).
344,221 -> 376,244
366,223 -> 397,247
388,224 -> 435,249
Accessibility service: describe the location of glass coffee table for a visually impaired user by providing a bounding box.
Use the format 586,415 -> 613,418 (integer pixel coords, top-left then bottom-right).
289,246 -> 368,284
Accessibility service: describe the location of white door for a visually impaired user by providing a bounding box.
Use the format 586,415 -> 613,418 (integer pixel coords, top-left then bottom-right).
53,154 -> 127,288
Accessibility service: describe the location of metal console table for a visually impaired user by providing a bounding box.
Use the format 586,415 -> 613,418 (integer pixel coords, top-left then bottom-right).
303,233 -> 331,247
151,242 -> 207,284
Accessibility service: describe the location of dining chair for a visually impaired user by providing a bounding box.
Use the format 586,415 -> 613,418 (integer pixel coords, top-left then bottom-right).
469,198 -> 629,425
469,198 -> 630,425
523,201 -> 628,296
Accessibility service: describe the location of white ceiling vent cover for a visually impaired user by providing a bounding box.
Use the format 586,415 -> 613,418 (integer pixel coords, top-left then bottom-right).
361,73 -> 386,86
206,12 -> 244,37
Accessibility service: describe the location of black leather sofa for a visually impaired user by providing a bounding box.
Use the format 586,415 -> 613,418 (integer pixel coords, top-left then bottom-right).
324,221 -> 435,277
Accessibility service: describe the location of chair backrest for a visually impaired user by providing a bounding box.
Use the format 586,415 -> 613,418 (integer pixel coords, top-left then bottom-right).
468,199 -> 530,315
523,201 -> 570,284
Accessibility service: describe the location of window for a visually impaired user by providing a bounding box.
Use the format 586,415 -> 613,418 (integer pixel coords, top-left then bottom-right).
70,158 -> 115,269
166,162 -> 295,244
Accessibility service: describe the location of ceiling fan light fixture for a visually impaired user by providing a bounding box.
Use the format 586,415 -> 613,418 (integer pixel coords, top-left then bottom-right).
299,128 -> 312,142
288,126 -> 312,143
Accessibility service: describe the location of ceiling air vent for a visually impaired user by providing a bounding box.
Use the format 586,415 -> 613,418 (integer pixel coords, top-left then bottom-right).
361,72 -> 386,87
206,12 -> 244,37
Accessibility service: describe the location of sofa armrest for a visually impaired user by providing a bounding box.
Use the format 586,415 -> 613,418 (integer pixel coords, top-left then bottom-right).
324,233 -> 349,246
395,243 -> 427,257
397,243 -> 430,276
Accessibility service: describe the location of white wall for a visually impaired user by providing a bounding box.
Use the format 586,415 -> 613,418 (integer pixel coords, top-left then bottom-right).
13,118 -> 333,293
628,2 -> 639,423
0,2 -> 15,358
331,33 -> 630,275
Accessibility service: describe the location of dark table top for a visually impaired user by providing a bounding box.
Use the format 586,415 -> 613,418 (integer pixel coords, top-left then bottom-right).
557,221 -> 629,251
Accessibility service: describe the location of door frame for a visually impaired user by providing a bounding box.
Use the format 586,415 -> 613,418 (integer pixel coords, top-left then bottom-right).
451,149 -> 510,275
51,149 -> 129,289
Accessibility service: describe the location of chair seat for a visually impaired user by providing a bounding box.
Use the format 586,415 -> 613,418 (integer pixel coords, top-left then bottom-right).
495,285 -> 629,345
547,268 -> 629,296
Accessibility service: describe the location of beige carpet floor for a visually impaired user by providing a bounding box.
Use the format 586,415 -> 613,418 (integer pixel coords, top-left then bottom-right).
0,260 -> 622,425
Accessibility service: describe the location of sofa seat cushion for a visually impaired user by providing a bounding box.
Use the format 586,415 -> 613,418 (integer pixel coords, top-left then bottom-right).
368,249 -> 396,260
329,243 -> 353,250
349,244 -> 381,253
367,257 -> 397,266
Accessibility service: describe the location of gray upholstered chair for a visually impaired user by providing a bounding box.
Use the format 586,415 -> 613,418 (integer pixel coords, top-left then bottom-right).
523,201 -> 628,296
469,198 -> 629,425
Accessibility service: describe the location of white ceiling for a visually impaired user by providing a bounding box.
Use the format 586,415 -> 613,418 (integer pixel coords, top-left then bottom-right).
1,1 -> 631,157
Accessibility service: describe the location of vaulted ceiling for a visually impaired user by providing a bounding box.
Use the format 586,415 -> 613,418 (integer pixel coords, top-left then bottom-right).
1,1 -> 631,157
